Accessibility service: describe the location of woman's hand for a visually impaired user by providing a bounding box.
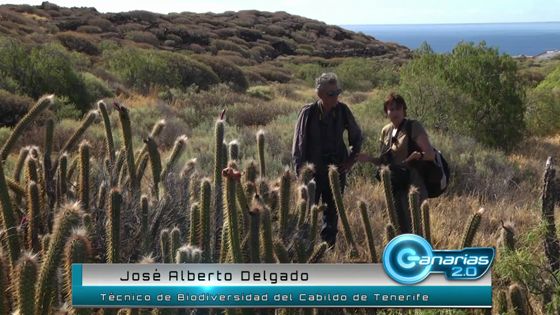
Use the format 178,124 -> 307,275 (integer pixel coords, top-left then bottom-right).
404,151 -> 423,163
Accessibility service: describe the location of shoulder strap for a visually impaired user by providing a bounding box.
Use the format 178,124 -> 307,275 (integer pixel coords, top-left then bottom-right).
405,119 -> 415,155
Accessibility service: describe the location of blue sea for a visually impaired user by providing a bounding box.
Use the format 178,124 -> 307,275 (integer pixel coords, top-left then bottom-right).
341,22 -> 560,56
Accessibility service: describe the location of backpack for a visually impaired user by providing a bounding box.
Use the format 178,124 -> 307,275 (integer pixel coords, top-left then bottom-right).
405,119 -> 450,198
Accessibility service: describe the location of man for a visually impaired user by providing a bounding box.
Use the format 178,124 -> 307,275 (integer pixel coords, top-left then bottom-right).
292,72 -> 363,247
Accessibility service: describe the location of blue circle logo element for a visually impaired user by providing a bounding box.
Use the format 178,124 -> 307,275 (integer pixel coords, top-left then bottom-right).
382,234 -> 434,284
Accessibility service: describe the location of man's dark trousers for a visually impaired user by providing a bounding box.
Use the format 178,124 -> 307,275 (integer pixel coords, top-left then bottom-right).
314,169 -> 346,247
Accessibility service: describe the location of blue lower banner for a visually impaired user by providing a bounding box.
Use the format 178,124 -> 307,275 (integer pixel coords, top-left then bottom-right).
71,262 -> 492,308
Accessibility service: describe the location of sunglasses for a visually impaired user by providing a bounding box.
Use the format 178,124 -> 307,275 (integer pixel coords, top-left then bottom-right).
326,89 -> 342,97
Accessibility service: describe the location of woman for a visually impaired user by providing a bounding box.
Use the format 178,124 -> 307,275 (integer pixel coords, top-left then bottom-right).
357,92 -> 435,234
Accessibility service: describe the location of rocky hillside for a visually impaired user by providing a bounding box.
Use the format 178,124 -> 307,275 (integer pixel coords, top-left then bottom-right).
0,2 -> 410,61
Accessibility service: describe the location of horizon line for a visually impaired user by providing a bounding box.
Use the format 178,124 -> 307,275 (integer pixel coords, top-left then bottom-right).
340,21 -> 560,26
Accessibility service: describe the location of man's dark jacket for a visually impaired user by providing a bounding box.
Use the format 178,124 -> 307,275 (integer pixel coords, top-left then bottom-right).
291,100 -> 363,175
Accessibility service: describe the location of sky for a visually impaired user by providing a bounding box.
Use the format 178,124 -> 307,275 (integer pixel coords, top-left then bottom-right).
2,0 -> 560,25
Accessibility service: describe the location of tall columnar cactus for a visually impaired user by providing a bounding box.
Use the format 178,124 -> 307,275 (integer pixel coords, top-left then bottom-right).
0,255 -> 7,314
508,283 -> 528,315
35,202 -> 83,315
199,178 -> 212,262
176,245 -> 203,263
306,179 -> 316,215
223,167 -> 242,263
98,101 -> 116,164
229,140 -> 240,161
161,135 -> 188,184
15,253 -> 38,315
180,158 -> 196,212
297,199 -> 307,228
256,129 -> 266,178
27,181 -> 41,252
170,227 -> 182,261
299,163 -> 315,185
82,213 -> 94,238
499,221 -> 516,251
13,147 -> 30,183
56,154 -> 68,205
408,187 -> 422,236
115,103 -> 138,192
461,208 -> 484,248
254,196 -> 275,263
63,230 -> 92,315
279,168 -> 291,237
55,110 -> 99,174
189,203 -> 201,247
273,239 -> 290,263
542,157 -> 560,272
307,242 -> 329,263
135,119 -> 166,172
495,290 -> 508,315
78,141 -> 91,211
160,229 -> 171,263
328,166 -> 357,254
380,167 -> 400,233
214,119 -> 225,255
107,189 -> 123,263
248,207 -> 261,263
245,160 -> 258,184
97,181 -> 108,210
143,137 -> 162,199
0,95 -> 53,161
309,204 -> 322,245
359,201 -> 377,263
141,195 -> 150,254
44,118 -> 55,209
384,224 -> 396,244
421,200 -> 431,244
0,160 -> 22,267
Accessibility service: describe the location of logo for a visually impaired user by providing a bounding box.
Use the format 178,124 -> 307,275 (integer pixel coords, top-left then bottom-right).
382,234 -> 495,285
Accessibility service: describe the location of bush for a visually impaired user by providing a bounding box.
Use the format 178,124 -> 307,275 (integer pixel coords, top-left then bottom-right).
56,31 -> 100,55
192,55 -> 249,92
82,72 -> 114,102
0,89 -> 32,127
399,42 -> 525,151
334,58 -> 398,91
104,47 -> 220,93
246,86 -> 274,100
125,31 -> 160,46
525,89 -> 560,136
0,39 -> 92,112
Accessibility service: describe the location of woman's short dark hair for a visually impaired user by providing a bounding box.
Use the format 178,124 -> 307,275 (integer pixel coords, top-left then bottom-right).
383,92 -> 407,116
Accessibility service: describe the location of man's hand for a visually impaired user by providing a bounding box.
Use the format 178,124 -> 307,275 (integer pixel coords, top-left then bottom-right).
339,156 -> 357,174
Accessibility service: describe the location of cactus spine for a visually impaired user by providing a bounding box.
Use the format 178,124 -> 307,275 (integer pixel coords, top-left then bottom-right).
107,189 -> 123,263
223,167 -> 242,263
161,135 -> 188,183
115,103 -> 138,192
63,231 -> 92,315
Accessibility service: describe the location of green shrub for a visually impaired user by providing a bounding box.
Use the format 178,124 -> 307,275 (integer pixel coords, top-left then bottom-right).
525,89 -> 560,136
125,31 -> 160,46
400,42 -> 525,151
192,55 -> 249,92
104,47 -> 220,93
535,65 -> 560,92
246,86 -> 274,100
81,72 -> 114,102
0,39 -> 92,112
56,32 -> 100,55
334,58 -> 398,91
0,89 -> 32,127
